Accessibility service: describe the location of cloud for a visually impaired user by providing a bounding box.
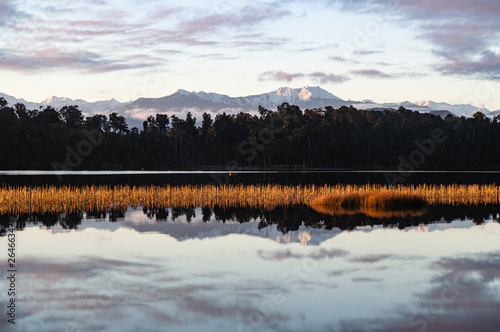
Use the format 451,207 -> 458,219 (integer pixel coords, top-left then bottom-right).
229,36 -> 290,50
310,72 -> 350,84
328,55 -> 360,64
336,0 -> 500,16
328,268 -> 360,277
148,5 -> 184,21
374,61 -> 392,66
351,69 -> 393,79
258,248 -> 349,261
179,295 -> 290,326
351,277 -> 382,283
349,254 -> 394,263
178,5 -> 290,36
329,56 -> 348,62
259,71 -> 350,84
399,0 -> 500,17
196,53 -> 238,60
353,50 -> 382,56
259,71 -> 305,82
258,249 -> 303,260
0,1 -> 295,73
0,0 -> 23,25
0,2 -> 180,73
11,256 -> 159,280
329,51 -> 379,65
0,49 -> 157,73
310,248 -> 350,259
436,50 -> 500,78
334,252 -> 500,332
336,0 -> 500,79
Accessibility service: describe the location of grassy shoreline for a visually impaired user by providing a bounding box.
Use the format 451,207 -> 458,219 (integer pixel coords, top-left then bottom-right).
0,184 -> 499,214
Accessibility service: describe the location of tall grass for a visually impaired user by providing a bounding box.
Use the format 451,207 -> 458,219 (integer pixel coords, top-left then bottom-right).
309,191 -> 428,218
0,184 -> 498,214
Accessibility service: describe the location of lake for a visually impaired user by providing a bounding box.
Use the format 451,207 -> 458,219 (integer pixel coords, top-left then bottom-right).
1,172 -> 500,332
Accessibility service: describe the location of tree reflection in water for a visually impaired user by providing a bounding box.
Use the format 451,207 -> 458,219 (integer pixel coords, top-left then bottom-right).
1,204 -> 499,236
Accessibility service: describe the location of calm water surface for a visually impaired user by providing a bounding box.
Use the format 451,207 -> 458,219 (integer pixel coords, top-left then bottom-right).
1,206 -> 499,332
1,172 -> 499,331
3,170 -> 500,186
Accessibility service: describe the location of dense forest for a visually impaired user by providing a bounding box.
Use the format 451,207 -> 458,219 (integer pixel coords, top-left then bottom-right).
1,97 -> 499,171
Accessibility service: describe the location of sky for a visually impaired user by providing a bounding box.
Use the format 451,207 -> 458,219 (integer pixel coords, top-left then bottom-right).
1,0 -> 500,110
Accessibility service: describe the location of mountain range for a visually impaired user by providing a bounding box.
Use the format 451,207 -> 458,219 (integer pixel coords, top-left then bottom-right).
1,87 -> 496,128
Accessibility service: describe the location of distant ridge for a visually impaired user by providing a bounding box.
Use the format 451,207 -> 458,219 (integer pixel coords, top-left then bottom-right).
1,87 -> 492,128
0,92 -> 124,114
120,86 -> 348,114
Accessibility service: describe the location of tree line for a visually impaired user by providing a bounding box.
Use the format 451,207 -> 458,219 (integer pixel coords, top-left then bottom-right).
0,97 -> 499,170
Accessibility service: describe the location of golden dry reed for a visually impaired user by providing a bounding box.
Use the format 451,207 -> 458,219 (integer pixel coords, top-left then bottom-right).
309,191 -> 428,218
0,184 -> 499,214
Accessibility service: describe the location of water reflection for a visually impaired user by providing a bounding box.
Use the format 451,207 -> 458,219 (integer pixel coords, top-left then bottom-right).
3,170 -> 500,186
1,217 -> 499,332
1,204 -> 500,237
341,252 -> 500,332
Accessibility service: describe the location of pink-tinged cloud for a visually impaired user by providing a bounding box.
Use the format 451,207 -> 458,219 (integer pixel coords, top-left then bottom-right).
148,6 -> 185,21
328,55 -> 360,65
259,71 -> 350,84
329,55 -> 349,62
351,69 -> 393,79
259,71 -> 305,82
179,6 -> 290,35
0,49 -> 157,73
310,72 -> 350,84
436,51 -> 500,78
400,0 -> 500,16
338,0 -> 500,17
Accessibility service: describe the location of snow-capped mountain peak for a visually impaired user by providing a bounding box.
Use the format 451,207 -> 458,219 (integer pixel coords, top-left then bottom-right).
175,89 -> 192,96
195,91 -> 232,103
301,86 -> 341,100
271,86 -> 341,101
400,101 -> 420,108
42,96 -> 73,104
411,100 -> 489,116
415,100 -> 431,108
172,89 -> 235,105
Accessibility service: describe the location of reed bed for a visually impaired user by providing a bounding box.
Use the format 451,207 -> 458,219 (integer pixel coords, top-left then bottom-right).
309,191 -> 428,218
0,184 -> 499,215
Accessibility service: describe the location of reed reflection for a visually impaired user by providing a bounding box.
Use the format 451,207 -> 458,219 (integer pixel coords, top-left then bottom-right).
1,204 -> 499,237
2,184 -> 500,215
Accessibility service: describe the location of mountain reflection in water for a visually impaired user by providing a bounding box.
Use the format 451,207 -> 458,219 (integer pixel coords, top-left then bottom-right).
1,209 -> 499,332
2,204 -> 499,237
